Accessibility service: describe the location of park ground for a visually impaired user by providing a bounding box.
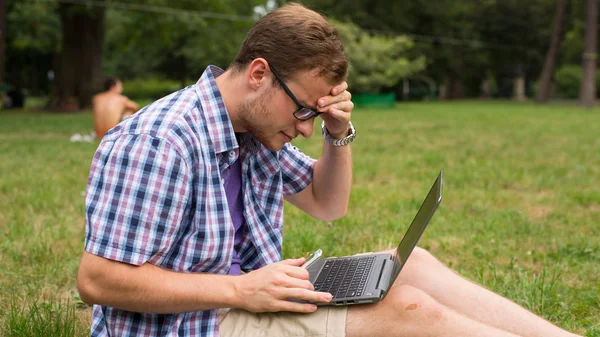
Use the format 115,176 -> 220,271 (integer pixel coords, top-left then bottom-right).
0,100 -> 599,336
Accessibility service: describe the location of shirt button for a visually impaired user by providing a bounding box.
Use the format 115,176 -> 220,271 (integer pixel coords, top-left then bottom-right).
228,151 -> 235,158
221,178 -> 225,184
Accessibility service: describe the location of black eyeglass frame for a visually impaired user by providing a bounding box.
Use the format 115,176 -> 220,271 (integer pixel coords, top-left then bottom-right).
269,65 -> 323,121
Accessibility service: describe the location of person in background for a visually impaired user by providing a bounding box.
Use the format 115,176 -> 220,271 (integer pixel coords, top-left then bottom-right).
92,77 -> 139,139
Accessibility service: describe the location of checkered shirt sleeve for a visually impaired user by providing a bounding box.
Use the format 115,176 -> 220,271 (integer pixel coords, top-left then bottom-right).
84,134 -> 192,266
279,143 -> 316,195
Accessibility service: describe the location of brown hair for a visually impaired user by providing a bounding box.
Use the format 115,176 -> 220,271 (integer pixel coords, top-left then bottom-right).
230,3 -> 347,85
103,77 -> 120,91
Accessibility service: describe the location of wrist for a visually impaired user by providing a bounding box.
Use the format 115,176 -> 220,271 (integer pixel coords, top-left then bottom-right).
226,275 -> 245,309
328,126 -> 350,139
207,274 -> 242,309
322,121 -> 356,146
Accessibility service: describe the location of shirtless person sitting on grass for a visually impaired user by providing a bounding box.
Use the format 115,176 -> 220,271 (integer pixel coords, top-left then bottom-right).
93,77 -> 139,139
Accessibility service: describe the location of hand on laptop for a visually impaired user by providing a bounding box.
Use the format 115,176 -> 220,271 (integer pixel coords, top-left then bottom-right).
232,257 -> 333,313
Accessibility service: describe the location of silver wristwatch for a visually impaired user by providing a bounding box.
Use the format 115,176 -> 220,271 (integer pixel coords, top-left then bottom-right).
322,121 -> 356,146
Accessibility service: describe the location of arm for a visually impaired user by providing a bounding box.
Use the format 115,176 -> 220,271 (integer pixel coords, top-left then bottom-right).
78,251 -> 237,313
123,96 -> 139,113
285,82 -> 354,221
77,252 -> 332,314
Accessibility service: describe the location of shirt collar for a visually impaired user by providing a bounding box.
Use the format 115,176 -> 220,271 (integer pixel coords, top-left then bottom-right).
195,65 -> 261,156
195,65 -> 239,155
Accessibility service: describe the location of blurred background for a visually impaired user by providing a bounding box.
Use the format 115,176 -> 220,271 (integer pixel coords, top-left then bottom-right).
0,0 -> 597,109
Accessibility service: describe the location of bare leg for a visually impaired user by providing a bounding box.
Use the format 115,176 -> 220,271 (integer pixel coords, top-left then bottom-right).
393,247 -> 581,337
346,284 -> 522,337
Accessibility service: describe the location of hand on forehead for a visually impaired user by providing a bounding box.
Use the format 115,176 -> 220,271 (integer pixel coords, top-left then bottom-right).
319,82 -> 349,108
292,70 -> 348,109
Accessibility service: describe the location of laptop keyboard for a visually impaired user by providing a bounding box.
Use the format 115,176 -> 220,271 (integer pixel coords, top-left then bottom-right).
313,256 -> 375,299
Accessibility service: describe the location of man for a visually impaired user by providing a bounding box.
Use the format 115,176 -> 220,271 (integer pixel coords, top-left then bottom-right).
92,77 -> 139,139
77,3 -> 581,337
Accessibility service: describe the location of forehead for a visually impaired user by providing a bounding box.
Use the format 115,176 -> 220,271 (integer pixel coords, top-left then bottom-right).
289,69 -> 335,107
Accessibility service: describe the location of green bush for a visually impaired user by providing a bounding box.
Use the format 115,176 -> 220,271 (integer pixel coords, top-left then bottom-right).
554,65 -> 600,99
122,79 -> 182,100
333,21 -> 426,94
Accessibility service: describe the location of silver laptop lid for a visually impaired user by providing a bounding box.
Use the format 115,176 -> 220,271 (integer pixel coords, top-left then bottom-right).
389,171 -> 443,285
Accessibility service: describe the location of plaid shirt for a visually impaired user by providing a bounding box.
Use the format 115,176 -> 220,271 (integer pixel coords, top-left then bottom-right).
84,66 -> 316,337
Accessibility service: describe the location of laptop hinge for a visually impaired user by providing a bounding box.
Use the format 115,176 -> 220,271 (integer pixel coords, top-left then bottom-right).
375,259 -> 387,290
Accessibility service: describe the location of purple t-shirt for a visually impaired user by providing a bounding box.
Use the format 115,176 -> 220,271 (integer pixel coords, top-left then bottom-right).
222,152 -> 245,275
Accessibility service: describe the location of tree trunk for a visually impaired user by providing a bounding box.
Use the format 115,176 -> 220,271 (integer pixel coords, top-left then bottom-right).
0,0 -> 6,85
535,0 -> 569,103
439,83 -> 447,100
31,55 -> 39,96
480,76 -> 492,99
47,3 -> 105,111
579,0 -> 597,108
446,69 -> 465,100
445,47 -> 465,100
403,79 -> 409,101
512,64 -> 527,101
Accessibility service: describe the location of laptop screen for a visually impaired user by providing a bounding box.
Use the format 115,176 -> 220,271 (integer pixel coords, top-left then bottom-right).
389,172 -> 443,284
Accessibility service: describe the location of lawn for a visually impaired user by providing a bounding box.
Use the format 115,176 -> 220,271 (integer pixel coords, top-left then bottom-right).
0,101 -> 599,336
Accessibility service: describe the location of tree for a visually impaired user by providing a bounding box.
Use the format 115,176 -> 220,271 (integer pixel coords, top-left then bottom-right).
301,0 -> 561,100
476,0 -> 556,100
536,0 -> 569,102
47,3 -> 105,110
0,0 -> 6,85
333,21 -> 426,94
294,0 -> 471,98
102,0 -> 262,86
5,0 -> 60,96
578,0 -> 597,107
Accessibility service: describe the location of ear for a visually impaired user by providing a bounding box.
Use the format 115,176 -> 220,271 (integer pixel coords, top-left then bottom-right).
246,58 -> 269,91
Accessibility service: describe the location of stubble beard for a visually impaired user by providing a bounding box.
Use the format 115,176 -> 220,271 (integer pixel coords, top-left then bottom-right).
238,89 -> 283,151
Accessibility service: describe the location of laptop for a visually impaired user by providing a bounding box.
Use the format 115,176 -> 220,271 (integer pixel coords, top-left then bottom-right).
304,171 -> 443,306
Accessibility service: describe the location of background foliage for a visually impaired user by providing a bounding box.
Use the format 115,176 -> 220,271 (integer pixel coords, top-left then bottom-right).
2,0 -> 593,99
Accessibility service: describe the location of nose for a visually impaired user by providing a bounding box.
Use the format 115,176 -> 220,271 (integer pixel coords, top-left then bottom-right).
295,118 -> 315,138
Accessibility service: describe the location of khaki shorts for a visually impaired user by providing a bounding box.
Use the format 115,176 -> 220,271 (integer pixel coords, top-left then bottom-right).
218,306 -> 347,337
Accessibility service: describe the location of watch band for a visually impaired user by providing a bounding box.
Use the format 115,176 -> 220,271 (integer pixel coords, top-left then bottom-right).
322,121 -> 356,146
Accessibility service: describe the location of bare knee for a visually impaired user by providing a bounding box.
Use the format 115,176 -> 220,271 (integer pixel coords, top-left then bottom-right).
384,246 -> 437,264
409,246 -> 438,265
387,285 -> 445,322
347,285 -> 447,337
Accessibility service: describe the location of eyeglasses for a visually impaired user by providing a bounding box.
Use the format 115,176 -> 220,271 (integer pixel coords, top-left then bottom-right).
269,65 -> 322,121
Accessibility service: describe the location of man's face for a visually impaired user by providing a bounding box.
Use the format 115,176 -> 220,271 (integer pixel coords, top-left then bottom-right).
240,69 -> 333,151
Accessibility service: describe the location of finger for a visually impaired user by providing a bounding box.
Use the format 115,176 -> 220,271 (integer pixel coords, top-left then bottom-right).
323,107 -> 351,122
283,288 -> 333,303
279,257 -> 305,267
272,300 -> 318,313
281,265 -> 311,280
330,81 -> 348,96
281,275 -> 314,291
325,100 -> 354,114
318,90 -> 352,110
318,91 -> 349,109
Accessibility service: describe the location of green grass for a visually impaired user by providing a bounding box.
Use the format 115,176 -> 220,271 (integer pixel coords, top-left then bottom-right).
1,101 -> 599,336
5,298 -> 81,337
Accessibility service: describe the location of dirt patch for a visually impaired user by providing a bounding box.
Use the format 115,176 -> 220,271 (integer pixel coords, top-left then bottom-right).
525,205 -> 553,221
